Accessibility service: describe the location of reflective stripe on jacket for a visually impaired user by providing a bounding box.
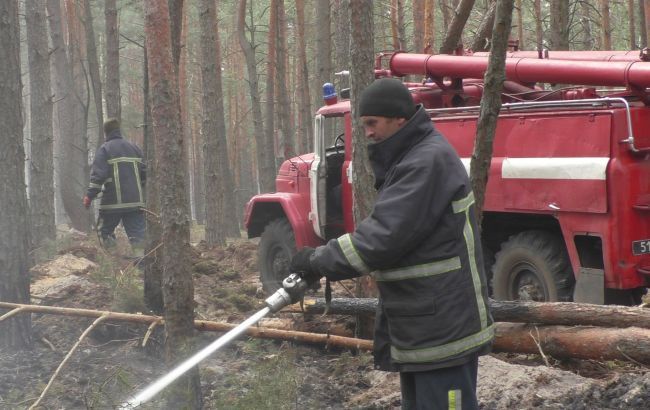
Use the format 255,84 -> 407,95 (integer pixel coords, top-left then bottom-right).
86,130 -> 145,212
311,106 -> 493,371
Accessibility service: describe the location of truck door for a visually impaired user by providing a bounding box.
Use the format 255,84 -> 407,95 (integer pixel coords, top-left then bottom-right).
309,114 -> 327,239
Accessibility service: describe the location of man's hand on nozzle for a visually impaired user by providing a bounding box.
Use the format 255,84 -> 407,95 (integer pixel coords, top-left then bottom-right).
290,247 -> 323,286
83,195 -> 92,209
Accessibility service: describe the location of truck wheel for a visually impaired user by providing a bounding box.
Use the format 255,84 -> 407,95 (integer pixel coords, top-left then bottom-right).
492,231 -> 574,302
258,218 -> 296,294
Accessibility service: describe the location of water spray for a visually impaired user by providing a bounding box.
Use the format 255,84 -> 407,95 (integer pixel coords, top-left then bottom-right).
120,273 -> 308,408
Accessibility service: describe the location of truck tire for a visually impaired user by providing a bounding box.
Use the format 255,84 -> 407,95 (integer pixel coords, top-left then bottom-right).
492,231 -> 575,302
258,218 -> 296,294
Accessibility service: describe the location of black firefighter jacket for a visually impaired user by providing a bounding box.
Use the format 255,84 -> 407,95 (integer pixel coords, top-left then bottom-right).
310,106 -> 494,372
86,130 -> 145,213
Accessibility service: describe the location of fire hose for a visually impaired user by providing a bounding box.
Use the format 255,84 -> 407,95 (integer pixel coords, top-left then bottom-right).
119,273 -> 309,408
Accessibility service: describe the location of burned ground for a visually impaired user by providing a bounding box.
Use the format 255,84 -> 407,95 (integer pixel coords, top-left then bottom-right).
1,229 -> 649,409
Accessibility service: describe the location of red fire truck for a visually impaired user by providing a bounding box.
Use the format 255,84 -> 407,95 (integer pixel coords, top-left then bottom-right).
244,51 -> 650,305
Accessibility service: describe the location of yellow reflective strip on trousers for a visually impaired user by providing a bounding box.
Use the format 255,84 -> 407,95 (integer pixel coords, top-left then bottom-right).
452,191 -> 488,329
337,234 -> 371,274
448,389 -> 461,410
390,324 -> 495,363
374,256 -> 460,282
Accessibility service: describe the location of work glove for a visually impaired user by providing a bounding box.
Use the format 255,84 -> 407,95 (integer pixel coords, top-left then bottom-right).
290,247 -> 322,286
82,195 -> 92,209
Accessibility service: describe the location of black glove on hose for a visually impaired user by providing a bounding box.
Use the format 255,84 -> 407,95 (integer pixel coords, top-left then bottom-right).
290,247 -> 322,285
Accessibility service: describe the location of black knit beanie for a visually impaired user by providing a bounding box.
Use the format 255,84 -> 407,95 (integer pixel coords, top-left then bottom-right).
359,78 -> 416,119
103,118 -> 120,135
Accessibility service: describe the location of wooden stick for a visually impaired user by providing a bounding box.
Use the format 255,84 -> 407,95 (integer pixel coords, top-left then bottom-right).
0,306 -> 26,322
0,302 -> 371,351
29,313 -> 109,410
195,320 -> 373,351
142,320 -> 161,347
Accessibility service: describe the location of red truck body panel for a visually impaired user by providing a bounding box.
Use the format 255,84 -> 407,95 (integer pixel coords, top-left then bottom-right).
245,52 -> 650,296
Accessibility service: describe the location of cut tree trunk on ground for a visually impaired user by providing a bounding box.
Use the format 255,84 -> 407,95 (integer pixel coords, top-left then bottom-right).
494,323 -> 650,364
289,298 -> 650,329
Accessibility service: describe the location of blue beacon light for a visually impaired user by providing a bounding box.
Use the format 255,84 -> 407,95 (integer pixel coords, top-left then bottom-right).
323,82 -> 338,105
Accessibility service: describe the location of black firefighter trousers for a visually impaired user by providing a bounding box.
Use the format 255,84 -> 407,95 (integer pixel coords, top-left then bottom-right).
399,355 -> 479,410
98,209 -> 145,246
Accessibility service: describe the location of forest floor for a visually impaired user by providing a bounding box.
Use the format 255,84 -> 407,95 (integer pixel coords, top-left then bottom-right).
1,226 -> 650,409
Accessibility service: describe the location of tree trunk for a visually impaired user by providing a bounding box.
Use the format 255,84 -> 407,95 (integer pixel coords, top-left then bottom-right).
580,0 -> 593,50
167,0 -> 184,68
143,47 -> 164,314
275,0 -> 295,161
82,0 -> 104,151
471,0 -> 497,52
440,0 -> 451,29
191,109 -> 205,225
390,0 -> 405,50
231,61 -> 256,221
333,0 -> 350,91
238,0 -> 274,193
630,0 -> 637,49
534,0 -> 543,52
265,0 -> 278,167
425,0 -> 436,51
105,0 -> 121,120
412,0 -> 425,53
296,0 -> 313,153
550,0 -> 569,50
26,0 -> 55,246
350,0 -> 378,338
299,297 -> 650,330
0,0 -> 32,350
494,323 -> 650,364
315,0 -> 332,113
601,0 -> 611,50
515,0 -> 523,49
439,0 -> 476,54
47,0 -> 90,233
471,0 -> 514,224
144,0 -> 201,407
645,0 -> 650,46
200,0 -> 239,245
178,3 -> 194,221
639,0 -> 648,48
491,299 -> 650,328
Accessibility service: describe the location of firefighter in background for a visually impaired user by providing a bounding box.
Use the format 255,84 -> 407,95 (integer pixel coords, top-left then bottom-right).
290,78 -> 493,409
83,118 -> 146,256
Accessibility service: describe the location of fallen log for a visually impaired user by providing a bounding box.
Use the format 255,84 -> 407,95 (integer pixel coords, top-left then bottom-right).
288,297 -> 650,330
494,323 -> 650,364
0,302 -> 371,351
6,302 -> 650,363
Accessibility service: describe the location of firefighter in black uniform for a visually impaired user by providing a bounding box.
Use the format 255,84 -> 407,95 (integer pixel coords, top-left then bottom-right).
84,118 -> 146,256
290,78 -> 493,409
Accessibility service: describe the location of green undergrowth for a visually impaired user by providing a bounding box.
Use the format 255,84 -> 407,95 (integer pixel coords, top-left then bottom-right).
91,252 -> 145,313
204,340 -> 299,409
82,366 -> 137,409
31,233 -> 75,264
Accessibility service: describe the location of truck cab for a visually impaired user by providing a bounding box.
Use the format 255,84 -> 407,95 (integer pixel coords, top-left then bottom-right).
245,51 -> 650,304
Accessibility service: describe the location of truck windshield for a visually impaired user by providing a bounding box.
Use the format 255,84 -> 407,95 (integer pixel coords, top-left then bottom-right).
323,115 -> 346,150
